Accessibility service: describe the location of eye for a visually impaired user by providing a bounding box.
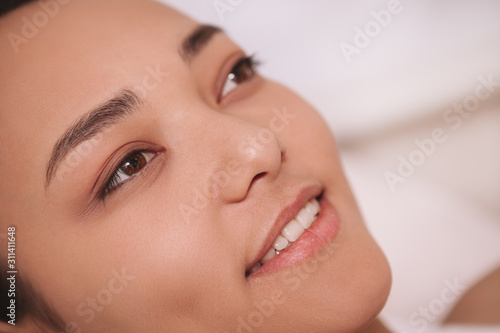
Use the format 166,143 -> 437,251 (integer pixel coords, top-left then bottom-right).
101,149 -> 157,198
219,55 -> 260,101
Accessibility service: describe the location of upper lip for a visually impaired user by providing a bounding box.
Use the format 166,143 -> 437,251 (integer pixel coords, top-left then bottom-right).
246,184 -> 323,273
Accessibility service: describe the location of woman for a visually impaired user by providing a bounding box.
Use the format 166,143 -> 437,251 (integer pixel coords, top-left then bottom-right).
2,0 -> 495,332
0,0 -> 391,331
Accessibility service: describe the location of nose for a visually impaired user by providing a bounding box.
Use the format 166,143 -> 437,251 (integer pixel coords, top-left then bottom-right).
203,114 -> 286,203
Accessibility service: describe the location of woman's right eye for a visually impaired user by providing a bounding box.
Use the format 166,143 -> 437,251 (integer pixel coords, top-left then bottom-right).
101,149 -> 157,199
219,55 -> 260,101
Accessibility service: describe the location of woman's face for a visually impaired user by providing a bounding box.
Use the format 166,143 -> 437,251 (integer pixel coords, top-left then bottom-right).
0,0 -> 391,332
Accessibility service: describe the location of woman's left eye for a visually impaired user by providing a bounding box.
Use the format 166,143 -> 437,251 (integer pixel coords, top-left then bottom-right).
219,55 -> 260,101
101,150 -> 157,198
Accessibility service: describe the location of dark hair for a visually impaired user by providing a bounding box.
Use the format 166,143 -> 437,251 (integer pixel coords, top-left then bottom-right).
1,260 -> 66,332
0,0 -> 36,18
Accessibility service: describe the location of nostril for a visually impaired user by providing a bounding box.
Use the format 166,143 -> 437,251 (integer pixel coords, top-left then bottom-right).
242,172 -> 267,199
252,172 -> 266,183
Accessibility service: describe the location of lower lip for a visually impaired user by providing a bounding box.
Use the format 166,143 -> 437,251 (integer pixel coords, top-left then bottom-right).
248,195 -> 341,278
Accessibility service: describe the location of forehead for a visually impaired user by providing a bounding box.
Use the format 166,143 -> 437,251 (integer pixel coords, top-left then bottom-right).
0,0 -> 196,202
0,0 -> 194,108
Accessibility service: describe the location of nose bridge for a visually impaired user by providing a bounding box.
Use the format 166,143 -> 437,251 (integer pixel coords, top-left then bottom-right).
198,110 -> 285,203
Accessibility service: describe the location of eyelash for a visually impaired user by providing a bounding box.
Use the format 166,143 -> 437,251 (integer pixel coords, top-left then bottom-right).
218,54 -> 261,102
99,54 -> 260,200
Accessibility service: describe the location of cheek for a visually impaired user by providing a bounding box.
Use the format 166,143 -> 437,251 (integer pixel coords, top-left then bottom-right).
222,80 -> 341,178
22,200 -> 221,326
88,202 -> 249,325
270,88 -> 344,183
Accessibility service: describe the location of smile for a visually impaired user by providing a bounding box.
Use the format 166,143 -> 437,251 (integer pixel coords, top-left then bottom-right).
246,188 -> 341,278
247,198 -> 321,274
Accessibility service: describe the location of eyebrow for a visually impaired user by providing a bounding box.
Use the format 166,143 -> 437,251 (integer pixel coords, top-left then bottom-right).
45,90 -> 143,188
180,24 -> 223,62
45,25 -> 222,188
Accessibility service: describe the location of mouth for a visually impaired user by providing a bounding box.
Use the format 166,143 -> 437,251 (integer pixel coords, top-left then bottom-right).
245,187 -> 341,278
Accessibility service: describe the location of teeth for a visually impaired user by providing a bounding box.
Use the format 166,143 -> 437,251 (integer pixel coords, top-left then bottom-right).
248,198 -> 321,275
281,219 -> 304,242
295,205 -> 316,229
248,262 -> 261,275
261,248 -> 276,264
276,198 -> 320,248
308,199 -> 320,213
273,235 -> 289,251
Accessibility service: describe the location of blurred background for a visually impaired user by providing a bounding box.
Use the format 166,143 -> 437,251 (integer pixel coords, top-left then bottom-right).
162,1 -> 500,331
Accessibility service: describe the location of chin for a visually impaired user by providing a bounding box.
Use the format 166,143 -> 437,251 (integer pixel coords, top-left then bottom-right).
304,196 -> 392,332
326,202 -> 392,332
247,218 -> 391,333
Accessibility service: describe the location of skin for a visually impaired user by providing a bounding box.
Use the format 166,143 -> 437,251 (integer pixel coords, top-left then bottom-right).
444,266 -> 500,325
0,0 -> 392,332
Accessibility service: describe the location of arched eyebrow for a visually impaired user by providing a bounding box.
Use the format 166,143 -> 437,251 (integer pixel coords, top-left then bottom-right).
45,90 -> 143,189
180,24 -> 223,62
